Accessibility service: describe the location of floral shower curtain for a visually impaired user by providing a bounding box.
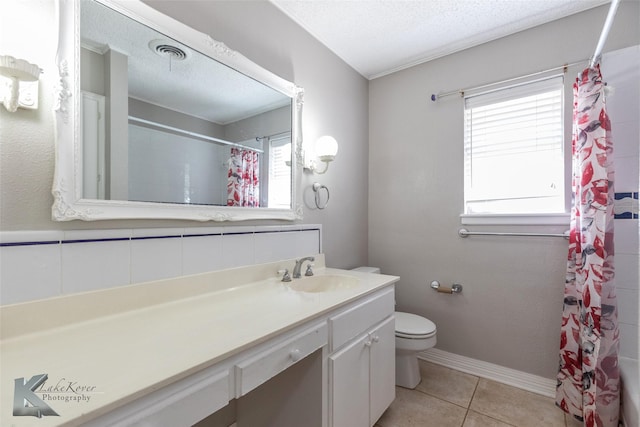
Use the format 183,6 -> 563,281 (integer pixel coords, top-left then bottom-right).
556,65 -> 619,427
227,147 -> 259,207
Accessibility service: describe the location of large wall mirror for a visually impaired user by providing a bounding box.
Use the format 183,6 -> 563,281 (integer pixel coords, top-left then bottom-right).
52,0 -> 304,221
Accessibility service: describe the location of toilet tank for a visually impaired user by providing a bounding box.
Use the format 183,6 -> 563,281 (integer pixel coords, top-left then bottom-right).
351,266 -> 381,274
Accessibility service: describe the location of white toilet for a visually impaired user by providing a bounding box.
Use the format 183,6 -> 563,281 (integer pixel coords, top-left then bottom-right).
352,267 -> 437,389
394,311 -> 437,388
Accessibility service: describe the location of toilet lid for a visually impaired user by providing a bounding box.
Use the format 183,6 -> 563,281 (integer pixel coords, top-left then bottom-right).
395,312 -> 436,338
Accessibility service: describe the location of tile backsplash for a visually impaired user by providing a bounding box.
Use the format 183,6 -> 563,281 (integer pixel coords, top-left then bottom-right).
606,45 -> 640,360
614,217 -> 639,360
0,225 -> 322,306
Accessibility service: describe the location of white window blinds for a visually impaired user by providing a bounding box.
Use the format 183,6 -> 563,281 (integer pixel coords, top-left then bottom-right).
464,76 -> 565,215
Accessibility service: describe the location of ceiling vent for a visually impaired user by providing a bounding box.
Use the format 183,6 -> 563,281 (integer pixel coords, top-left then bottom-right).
149,39 -> 188,61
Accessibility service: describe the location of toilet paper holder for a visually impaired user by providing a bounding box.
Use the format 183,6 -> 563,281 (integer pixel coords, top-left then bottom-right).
430,280 -> 463,294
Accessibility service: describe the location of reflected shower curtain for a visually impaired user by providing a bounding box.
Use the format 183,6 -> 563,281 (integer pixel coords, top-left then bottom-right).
556,65 -> 619,427
227,147 -> 259,207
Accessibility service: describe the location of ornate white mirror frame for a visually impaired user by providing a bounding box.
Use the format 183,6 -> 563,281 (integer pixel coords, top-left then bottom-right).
52,0 -> 304,222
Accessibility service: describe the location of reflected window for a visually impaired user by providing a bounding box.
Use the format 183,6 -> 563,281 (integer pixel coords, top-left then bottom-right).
268,135 -> 292,208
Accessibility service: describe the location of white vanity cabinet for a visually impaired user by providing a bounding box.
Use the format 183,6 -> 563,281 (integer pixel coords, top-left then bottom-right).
0,259 -> 400,427
368,317 -> 396,423
328,287 -> 396,427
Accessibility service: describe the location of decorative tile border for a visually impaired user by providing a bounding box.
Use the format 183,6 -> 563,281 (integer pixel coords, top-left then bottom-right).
615,192 -> 639,219
1,225 -> 323,306
0,225 -> 322,248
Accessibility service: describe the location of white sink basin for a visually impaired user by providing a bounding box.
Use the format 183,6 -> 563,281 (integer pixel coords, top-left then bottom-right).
288,275 -> 360,293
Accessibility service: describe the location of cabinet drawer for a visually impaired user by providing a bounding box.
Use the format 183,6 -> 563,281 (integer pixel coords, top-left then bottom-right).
329,287 -> 394,352
235,322 -> 327,397
85,366 -> 231,427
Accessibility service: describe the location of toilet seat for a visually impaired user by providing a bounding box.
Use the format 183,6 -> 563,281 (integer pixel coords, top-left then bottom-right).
395,312 -> 436,339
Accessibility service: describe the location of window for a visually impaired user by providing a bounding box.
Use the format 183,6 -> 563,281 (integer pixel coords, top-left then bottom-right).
463,76 -> 565,219
267,135 -> 292,208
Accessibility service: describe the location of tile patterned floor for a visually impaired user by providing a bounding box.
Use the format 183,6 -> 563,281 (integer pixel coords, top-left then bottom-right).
375,360 -> 583,427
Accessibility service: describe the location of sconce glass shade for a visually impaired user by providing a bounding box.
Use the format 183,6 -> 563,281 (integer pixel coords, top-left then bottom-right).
0,55 -> 40,112
315,135 -> 338,162
304,135 -> 338,174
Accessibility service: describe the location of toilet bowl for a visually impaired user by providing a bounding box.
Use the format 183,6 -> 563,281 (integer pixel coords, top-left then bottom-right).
395,311 -> 437,388
351,267 -> 438,389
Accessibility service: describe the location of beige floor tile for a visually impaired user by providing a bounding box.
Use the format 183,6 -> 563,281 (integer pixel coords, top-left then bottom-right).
415,360 -> 479,408
565,413 -> 583,427
377,386 -> 467,427
469,379 -> 565,427
463,410 -> 515,427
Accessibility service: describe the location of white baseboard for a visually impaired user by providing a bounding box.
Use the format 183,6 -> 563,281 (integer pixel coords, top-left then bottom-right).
418,348 -> 556,398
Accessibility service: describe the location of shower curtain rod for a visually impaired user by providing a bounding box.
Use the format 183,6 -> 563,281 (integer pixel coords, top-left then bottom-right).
590,0 -> 621,68
128,116 -> 264,153
458,228 -> 570,239
430,60 -> 584,102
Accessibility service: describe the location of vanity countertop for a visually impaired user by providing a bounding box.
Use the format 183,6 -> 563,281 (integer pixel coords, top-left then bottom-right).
0,256 -> 398,426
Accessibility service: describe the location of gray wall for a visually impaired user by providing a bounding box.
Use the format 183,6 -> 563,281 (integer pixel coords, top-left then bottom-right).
368,2 -> 639,378
0,0 -> 369,269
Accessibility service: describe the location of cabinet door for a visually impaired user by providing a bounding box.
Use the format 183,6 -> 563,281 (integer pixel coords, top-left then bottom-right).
329,334 -> 370,427
369,316 -> 395,425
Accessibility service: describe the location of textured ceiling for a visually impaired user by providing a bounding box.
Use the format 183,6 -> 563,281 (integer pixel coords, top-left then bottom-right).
271,0 -> 610,79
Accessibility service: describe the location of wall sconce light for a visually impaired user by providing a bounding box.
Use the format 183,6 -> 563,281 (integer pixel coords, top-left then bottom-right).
305,135 -> 338,174
0,55 -> 41,112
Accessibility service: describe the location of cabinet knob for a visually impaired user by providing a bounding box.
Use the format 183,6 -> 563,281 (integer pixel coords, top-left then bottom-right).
372,335 -> 380,343
289,349 -> 302,362
364,340 -> 372,347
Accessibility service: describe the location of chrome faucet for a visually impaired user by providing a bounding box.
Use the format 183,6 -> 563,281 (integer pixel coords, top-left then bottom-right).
292,256 -> 315,279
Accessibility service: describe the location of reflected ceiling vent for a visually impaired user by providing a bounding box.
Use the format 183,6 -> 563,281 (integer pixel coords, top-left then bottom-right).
149,39 -> 188,61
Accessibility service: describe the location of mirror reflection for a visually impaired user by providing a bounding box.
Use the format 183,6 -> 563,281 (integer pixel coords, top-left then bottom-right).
80,0 -> 293,208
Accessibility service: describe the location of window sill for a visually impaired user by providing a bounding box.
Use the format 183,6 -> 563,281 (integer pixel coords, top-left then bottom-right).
460,213 -> 570,226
